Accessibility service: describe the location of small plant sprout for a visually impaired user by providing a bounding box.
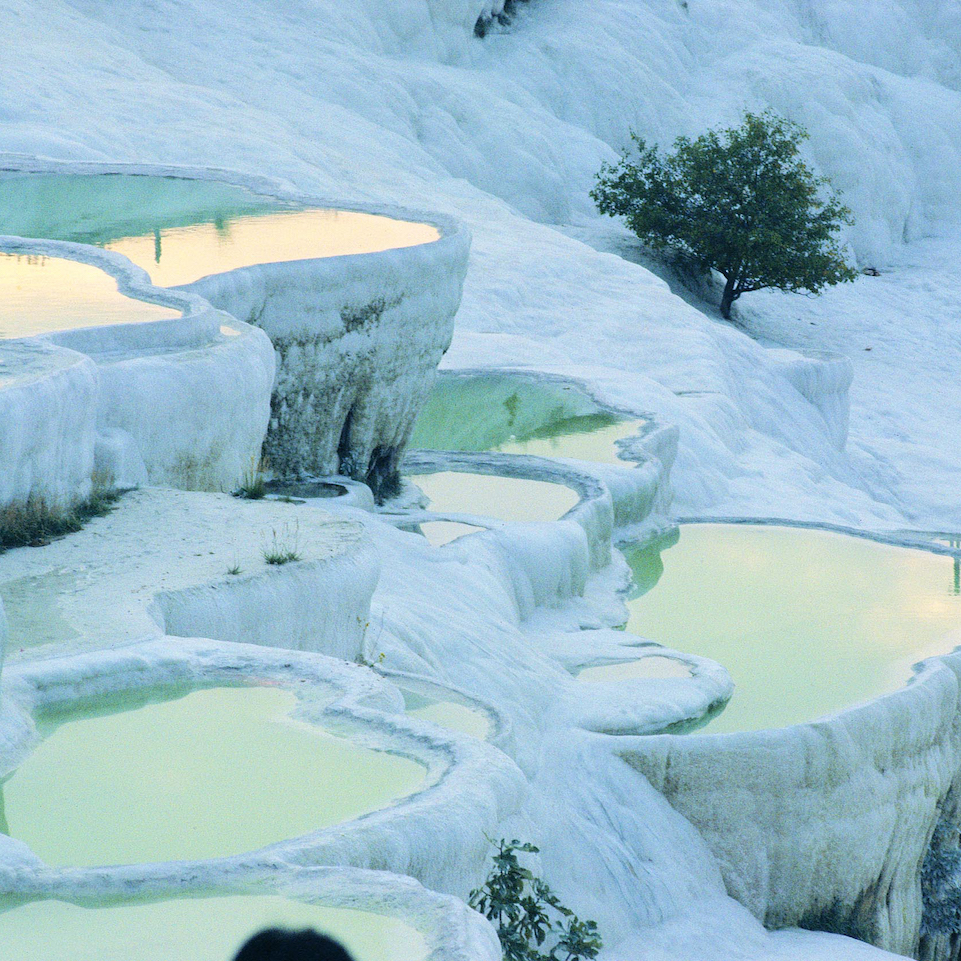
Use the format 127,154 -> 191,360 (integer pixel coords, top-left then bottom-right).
262,521 -> 302,565
470,839 -> 602,961
226,563 -> 243,576
235,457 -> 268,500
355,612 -> 388,667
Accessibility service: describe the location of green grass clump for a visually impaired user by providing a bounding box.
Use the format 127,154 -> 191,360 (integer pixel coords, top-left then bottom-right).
234,457 -> 268,500
262,522 -> 302,566
0,486 -> 126,553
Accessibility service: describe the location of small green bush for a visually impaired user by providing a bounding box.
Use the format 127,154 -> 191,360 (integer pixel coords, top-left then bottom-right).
234,457 -> 268,500
470,840 -> 602,961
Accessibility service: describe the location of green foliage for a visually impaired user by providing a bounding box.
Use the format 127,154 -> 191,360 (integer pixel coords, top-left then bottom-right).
234,457 -> 267,500
469,840 -> 602,961
0,484 -> 126,553
591,111 -> 859,318
262,522 -> 302,565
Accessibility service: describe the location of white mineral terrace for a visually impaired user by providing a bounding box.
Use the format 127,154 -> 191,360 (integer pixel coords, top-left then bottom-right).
0,170 -> 468,508
5,4 -> 961,960
2,164 -> 961,961
0,173 -> 439,338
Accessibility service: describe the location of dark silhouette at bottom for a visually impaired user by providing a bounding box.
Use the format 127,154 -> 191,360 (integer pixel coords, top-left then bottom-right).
233,928 -> 357,961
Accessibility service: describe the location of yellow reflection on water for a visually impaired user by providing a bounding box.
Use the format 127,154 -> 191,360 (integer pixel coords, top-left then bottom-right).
624,525 -> 961,732
0,896 -> 427,961
0,253 -> 178,338
493,418 -> 647,465
409,472 -> 579,524
106,209 -> 440,287
0,686 -> 425,866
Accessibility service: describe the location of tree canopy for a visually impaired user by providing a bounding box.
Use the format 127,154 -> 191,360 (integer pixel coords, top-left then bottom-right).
591,112 -> 859,318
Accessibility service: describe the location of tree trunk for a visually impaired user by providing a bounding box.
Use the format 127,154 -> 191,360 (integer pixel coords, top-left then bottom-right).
719,276 -> 737,319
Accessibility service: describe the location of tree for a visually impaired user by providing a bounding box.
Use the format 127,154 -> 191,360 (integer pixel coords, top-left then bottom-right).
591,111 -> 859,319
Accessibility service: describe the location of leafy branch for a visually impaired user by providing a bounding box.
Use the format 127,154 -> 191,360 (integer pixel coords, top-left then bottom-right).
469,840 -> 602,961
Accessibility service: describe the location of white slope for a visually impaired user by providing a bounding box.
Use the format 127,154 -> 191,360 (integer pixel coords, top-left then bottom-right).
3,2 -> 961,959
4,0 -> 959,529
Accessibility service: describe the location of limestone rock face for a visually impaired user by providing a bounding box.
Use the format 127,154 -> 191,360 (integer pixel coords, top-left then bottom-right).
622,651 -> 961,959
184,214 -> 470,501
0,594 -> 6,680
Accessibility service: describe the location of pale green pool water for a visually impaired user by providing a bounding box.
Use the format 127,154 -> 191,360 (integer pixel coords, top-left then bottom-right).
0,686 -> 425,866
577,656 -> 692,682
0,895 -> 427,961
411,374 -> 645,465
402,690 -> 491,740
409,472 -> 579,524
624,525 -> 961,732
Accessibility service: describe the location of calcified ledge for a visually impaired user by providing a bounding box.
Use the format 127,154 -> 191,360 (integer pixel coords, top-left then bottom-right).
0,637 -> 524,895
399,423 -> 961,958
0,861 -> 500,961
391,442 -> 731,736
0,240 -> 273,502
0,158 -> 469,507
617,528 -> 961,960
400,424 -> 674,575
0,455 -> 731,935
183,215 -> 469,502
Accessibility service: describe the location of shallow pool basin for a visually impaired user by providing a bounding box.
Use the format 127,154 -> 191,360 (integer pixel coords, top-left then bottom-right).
402,689 -> 491,740
410,373 -> 645,465
0,252 -> 178,339
0,894 -> 427,961
1,172 -> 439,285
0,685 -> 425,866
623,524 -> 961,732
408,471 -> 579,524
577,655 -> 693,682
416,520 -> 486,546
